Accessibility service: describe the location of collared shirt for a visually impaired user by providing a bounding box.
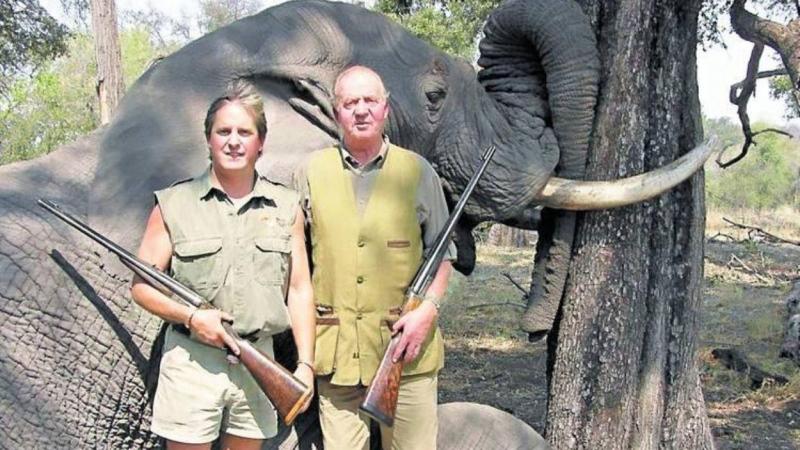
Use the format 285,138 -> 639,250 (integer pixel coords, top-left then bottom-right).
196,168 -> 273,212
156,166 -> 299,335
294,138 -> 456,260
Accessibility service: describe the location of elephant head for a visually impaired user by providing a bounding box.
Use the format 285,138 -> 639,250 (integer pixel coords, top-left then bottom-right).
0,0 -> 713,446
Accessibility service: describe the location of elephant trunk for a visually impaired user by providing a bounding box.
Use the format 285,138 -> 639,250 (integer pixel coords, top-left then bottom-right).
470,0 -> 599,339
476,0 -> 600,209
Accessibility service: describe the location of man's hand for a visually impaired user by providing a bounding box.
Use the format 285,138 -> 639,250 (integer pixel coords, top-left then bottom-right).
391,300 -> 438,363
187,309 -> 240,355
293,363 -> 315,413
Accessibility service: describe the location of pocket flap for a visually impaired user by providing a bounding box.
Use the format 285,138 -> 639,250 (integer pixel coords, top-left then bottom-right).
254,236 -> 291,254
174,238 -> 223,257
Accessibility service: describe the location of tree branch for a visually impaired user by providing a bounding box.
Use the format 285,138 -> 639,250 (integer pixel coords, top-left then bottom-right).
502,272 -> 528,295
723,217 -> 800,246
727,1 -> 800,166
730,0 -> 800,99
731,0 -> 789,48
756,68 -> 789,78
711,348 -> 789,389
721,44 -> 792,168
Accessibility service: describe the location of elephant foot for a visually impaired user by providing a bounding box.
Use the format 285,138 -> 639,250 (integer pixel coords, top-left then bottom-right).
521,302 -> 557,342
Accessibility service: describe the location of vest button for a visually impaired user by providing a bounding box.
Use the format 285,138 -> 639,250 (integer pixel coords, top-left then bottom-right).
358,241 -> 365,247
356,313 -> 363,320
357,276 -> 364,283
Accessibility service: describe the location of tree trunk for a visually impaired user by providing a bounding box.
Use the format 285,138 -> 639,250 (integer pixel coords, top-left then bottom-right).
90,0 -> 124,125
545,1 -> 714,448
486,224 -> 537,247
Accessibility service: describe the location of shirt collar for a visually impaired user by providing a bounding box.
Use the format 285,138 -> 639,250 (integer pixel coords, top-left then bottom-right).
339,136 -> 390,171
197,165 -> 271,201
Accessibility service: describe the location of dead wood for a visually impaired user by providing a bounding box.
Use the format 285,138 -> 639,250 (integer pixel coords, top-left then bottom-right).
711,348 -> 789,388
502,272 -> 528,295
722,217 -> 800,246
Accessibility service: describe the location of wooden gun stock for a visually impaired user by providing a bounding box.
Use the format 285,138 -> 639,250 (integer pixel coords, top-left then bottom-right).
222,323 -> 311,425
359,296 -> 423,427
359,335 -> 404,426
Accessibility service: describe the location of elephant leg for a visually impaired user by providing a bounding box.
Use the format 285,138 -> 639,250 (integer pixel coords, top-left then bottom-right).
521,208 -> 576,341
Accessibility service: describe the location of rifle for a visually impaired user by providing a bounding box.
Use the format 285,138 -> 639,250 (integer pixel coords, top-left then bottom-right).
359,145 -> 497,427
38,199 -> 311,425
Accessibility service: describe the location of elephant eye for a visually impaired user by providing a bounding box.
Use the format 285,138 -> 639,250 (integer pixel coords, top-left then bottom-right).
425,88 -> 447,114
426,88 -> 446,104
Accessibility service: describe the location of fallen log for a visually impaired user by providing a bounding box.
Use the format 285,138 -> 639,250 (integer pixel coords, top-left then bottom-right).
711,348 -> 789,388
722,217 -> 800,246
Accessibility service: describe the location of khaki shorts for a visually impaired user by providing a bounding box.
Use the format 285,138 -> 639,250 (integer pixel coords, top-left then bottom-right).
150,326 -> 278,444
318,372 -> 438,450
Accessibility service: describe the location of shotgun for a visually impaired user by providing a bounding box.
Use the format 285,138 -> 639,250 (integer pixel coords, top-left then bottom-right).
38,199 -> 311,425
359,145 -> 497,427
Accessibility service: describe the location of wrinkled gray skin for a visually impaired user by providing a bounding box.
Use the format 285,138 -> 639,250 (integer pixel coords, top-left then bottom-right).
0,0 -> 598,447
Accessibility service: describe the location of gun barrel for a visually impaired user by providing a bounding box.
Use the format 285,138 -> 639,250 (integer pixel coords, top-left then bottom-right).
37,199 -> 205,308
408,145 -> 497,296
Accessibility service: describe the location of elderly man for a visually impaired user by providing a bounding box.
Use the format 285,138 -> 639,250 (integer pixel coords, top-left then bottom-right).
295,66 -> 454,449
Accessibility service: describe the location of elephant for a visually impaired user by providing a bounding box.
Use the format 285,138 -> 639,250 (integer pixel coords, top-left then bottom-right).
0,0 -> 713,447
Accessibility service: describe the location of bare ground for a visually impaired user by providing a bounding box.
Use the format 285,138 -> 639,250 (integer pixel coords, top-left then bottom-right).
437,240 -> 800,449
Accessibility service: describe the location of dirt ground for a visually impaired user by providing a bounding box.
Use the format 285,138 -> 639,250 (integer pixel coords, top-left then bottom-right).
437,240 -> 800,449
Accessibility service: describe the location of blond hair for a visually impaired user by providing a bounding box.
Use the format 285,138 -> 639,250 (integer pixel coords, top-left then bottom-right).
204,80 -> 267,140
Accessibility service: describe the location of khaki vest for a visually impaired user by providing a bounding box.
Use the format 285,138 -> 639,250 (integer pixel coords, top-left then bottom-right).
308,146 -> 445,386
155,169 -> 298,336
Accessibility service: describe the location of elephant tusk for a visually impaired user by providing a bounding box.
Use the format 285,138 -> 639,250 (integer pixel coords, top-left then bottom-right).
534,137 -> 717,211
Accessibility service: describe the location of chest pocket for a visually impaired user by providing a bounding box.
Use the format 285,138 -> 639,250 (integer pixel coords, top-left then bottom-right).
254,235 -> 291,289
172,237 -> 224,300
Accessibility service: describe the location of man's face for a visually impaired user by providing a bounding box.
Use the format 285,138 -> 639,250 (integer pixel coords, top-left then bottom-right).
334,70 -> 389,144
207,102 -> 264,174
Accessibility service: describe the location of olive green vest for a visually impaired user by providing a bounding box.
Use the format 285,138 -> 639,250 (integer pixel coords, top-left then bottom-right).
155,168 -> 299,336
308,146 -> 445,386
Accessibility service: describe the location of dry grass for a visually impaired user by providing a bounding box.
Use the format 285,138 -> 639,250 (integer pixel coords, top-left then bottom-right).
439,225 -> 800,447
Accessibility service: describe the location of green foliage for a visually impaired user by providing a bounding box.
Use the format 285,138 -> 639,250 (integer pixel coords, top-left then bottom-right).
0,30 -> 161,164
0,0 -> 70,89
197,0 -> 262,34
769,74 -> 800,119
703,116 -> 742,151
0,34 -> 96,164
706,125 -> 799,210
374,0 -> 501,59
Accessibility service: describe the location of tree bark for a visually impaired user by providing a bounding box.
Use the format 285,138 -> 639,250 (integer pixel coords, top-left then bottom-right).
486,223 -> 537,247
545,1 -> 714,448
90,0 -> 124,125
